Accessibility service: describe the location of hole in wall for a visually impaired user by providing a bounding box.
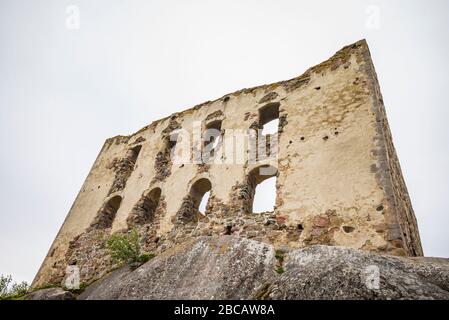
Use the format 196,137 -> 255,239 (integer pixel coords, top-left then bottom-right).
224,225 -> 232,235
343,226 -> 355,233
376,205 -> 384,211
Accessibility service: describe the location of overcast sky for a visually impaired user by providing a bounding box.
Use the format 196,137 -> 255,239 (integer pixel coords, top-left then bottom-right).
1,0 -> 448,284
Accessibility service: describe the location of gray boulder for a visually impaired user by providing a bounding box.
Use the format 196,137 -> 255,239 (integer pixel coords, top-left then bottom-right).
80,236 -> 276,299
261,245 -> 449,300
79,236 -> 449,300
27,287 -> 74,300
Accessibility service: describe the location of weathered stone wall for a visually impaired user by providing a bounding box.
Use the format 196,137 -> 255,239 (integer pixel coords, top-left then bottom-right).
32,40 -> 423,288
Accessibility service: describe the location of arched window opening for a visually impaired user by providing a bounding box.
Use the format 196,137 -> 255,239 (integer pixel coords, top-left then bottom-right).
128,188 -> 162,226
203,120 -> 222,161
128,145 -> 142,165
253,177 -> 276,213
191,178 -> 212,215
169,130 -> 191,165
242,165 -> 277,214
177,178 -> 212,222
259,102 -> 280,134
91,195 -> 122,230
154,132 -> 181,181
169,131 -> 180,150
108,145 -> 142,195
257,103 -> 280,159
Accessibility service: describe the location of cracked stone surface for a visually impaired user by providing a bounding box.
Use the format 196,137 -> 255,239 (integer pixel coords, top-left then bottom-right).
76,236 -> 449,300
27,288 -> 75,300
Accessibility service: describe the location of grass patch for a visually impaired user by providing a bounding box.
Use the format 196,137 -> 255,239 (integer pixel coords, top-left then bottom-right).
275,267 -> 285,274
275,250 -> 285,263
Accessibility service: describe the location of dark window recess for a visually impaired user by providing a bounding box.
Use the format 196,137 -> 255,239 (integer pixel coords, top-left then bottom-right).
177,178 -> 212,223
259,102 -> 280,135
127,188 -> 162,226
90,195 -> 122,230
256,103 -> 280,159
108,145 -> 142,195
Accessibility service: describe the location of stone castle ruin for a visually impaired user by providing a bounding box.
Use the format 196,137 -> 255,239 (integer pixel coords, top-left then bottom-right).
32,40 -> 423,289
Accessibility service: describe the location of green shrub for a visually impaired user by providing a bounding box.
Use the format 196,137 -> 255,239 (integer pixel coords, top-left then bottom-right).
137,253 -> 155,264
106,228 -> 154,267
275,267 -> 285,274
275,250 -> 285,263
0,275 -> 29,300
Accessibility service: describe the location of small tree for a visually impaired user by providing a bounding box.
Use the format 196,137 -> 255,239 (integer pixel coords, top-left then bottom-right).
0,275 -> 12,297
106,228 -> 153,267
0,275 -> 29,300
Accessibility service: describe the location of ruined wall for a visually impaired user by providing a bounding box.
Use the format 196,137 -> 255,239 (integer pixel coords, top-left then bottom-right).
32,40 -> 423,288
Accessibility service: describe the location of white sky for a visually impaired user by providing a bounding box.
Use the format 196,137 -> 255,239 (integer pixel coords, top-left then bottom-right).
1,0 -> 448,284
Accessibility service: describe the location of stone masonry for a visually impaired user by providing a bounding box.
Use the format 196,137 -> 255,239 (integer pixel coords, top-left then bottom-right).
32,40 -> 423,289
